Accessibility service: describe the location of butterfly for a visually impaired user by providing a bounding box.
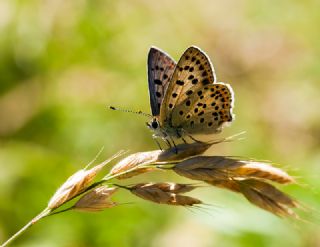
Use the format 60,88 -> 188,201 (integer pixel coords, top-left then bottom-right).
146,46 -> 234,147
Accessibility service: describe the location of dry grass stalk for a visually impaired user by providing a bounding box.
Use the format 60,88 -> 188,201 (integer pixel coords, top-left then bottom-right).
207,179 -> 299,217
74,186 -> 118,212
172,156 -> 294,185
48,153 -> 122,209
129,183 -> 201,206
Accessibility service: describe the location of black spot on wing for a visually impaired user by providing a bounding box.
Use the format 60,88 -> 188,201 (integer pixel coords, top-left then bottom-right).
154,79 -> 162,85
176,80 -> 184,86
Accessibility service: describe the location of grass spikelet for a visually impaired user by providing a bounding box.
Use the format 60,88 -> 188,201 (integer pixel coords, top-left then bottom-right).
127,183 -> 201,206
207,179 -> 299,217
239,179 -> 299,208
116,167 -> 157,179
48,152 -> 122,209
151,182 -> 197,194
74,186 -> 118,212
230,162 -> 294,184
109,150 -> 161,177
167,194 -> 202,206
109,142 -> 215,179
206,179 -> 241,193
172,156 -> 235,181
170,156 -> 294,185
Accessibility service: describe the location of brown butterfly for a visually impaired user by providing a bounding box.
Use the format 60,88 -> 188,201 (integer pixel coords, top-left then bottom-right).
146,46 -> 234,147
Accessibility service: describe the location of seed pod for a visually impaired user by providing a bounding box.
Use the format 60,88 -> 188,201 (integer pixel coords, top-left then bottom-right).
74,186 -> 118,212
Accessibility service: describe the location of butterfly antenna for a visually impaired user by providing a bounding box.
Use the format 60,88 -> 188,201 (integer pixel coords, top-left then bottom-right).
108,106 -> 152,118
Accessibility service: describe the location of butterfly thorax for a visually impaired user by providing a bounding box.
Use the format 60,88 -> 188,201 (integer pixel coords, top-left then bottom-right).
147,117 -> 182,139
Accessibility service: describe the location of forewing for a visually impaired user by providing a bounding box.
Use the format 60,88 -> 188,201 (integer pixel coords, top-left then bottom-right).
172,83 -> 234,134
148,47 -> 176,116
160,46 -> 216,123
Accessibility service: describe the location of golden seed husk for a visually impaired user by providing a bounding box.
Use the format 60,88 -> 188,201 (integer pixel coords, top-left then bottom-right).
109,142 -> 213,179
172,156 -> 294,184
206,179 -> 241,193
129,183 -> 201,206
229,162 -> 294,184
48,169 -> 95,209
131,182 -> 196,194
167,194 -> 202,206
207,179 -> 299,217
109,150 -> 161,176
48,154 -> 120,209
74,186 -> 118,212
116,167 -> 156,179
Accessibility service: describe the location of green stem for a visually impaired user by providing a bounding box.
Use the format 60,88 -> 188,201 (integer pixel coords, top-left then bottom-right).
48,206 -> 75,216
1,208 -> 51,247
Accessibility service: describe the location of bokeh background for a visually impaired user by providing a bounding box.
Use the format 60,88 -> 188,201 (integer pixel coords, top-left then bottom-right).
0,0 -> 319,246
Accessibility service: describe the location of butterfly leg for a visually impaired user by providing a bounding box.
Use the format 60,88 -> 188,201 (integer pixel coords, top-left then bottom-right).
154,138 -> 163,151
169,137 -> 178,154
181,137 -> 188,144
187,134 -> 203,143
164,138 -> 172,149
175,129 -> 187,144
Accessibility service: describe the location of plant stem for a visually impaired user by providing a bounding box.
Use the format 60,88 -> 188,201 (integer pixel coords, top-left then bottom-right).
1,208 -> 51,247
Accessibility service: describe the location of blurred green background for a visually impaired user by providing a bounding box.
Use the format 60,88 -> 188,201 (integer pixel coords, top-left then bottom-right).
0,0 -> 319,246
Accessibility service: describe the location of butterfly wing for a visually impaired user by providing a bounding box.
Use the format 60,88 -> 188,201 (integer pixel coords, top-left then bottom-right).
171,83 -> 234,134
159,46 -> 216,123
147,47 -> 176,116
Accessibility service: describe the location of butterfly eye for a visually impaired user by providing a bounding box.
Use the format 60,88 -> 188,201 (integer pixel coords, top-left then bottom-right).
151,120 -> 159,129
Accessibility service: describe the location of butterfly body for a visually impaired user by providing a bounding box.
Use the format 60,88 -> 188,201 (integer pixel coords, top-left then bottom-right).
147,116 -> 183,139
147,46 -> 234,144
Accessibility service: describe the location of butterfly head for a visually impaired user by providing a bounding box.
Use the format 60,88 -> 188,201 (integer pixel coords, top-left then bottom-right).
147,118 -> 161,131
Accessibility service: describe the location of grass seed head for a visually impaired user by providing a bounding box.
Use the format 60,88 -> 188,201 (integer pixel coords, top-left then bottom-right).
48,169 -> 96,209
129,183 -> 201,206
74,186 -> 118,212
173,156 -> 234,181
230,162 -> 294,184
172,156 -> 294,185
207,178 -> 299,217
168,194 -> 202,206
48,153 -> 120,209
109,151 -> 161,177
131,182 -> 197,194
